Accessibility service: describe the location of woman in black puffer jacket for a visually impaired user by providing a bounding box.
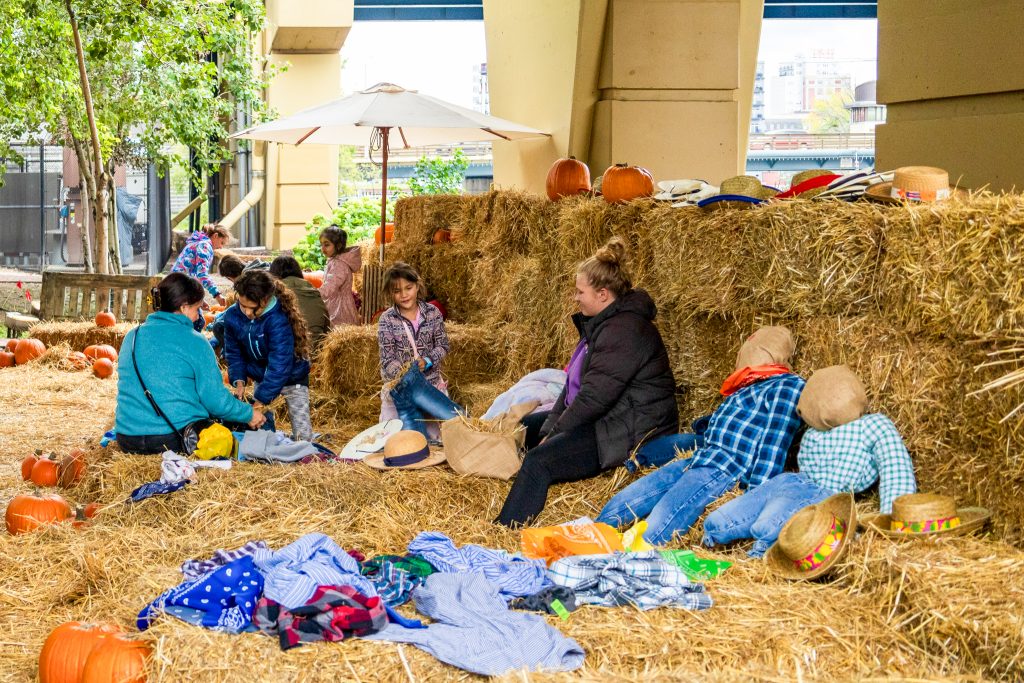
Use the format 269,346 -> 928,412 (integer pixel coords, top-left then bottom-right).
497,237 -> 678,527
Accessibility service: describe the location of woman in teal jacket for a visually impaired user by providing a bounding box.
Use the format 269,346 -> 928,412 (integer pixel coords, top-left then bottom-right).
115,273 -> 265,454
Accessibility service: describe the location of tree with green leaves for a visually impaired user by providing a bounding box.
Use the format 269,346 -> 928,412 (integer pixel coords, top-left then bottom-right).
408,148 -> 469,196
0,0 -> 273,273
807,90 -> 854,135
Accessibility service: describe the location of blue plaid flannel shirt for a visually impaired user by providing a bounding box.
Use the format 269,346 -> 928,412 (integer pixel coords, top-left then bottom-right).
688,374 -> 805,488
798,413 -> 916,513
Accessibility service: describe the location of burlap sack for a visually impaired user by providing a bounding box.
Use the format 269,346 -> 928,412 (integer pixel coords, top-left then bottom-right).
797,365 -> 868,431
440,401 -> 540,480
735,326 -> 795,370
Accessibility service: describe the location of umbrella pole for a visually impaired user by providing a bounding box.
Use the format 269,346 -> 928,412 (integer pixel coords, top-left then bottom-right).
379,126 -> 390,264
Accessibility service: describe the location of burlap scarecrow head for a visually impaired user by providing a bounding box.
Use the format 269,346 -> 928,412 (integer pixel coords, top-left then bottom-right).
797,364 -> 868,431
734,326 -> 795,370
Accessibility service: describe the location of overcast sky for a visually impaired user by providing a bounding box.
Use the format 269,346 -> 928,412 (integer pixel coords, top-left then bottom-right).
340,19 -> 878,109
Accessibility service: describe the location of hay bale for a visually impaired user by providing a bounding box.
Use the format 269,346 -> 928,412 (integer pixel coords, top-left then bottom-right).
29,321 -> 136,351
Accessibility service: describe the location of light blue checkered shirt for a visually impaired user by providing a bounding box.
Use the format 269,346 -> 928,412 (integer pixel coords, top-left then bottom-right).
798,413 -> 916,513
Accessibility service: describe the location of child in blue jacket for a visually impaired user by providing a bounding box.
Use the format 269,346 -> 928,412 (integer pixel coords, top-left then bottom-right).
222,270 -> 313,440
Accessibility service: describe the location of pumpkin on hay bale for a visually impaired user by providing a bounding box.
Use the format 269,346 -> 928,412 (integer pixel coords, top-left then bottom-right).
30,321 -> 135,353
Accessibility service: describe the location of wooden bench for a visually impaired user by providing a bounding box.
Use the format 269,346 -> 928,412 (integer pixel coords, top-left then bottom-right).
3,271 -> 162,333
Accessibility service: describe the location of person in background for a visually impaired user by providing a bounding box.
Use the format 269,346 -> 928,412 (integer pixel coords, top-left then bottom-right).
222,271 -> 313,441
210,256 -> 272,354
496,237 -> 678,528
171,223 -> 230,307
319,226 -> 361,326
115,273 -> 263,454
269,255 -> 331,354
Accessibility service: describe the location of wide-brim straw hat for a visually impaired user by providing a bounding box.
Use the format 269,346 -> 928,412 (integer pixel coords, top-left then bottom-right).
864,492 -> 991,539
698,175 -> 771,210
864,166 -> 968,204
340,419 -> 403,460
765,492 -> 856,581
363,430 -> 447,470
775,172 -> 842,200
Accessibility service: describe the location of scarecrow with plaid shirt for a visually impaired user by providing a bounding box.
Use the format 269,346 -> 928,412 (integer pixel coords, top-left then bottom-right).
598,326 -> 806,546
703,364 -> 916,557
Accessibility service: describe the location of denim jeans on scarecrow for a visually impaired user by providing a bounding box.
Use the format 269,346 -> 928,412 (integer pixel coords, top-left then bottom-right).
597,461 -> 737,546
627,431 -> 706,473
390,364 -> 463,439
702,472 -> 832,557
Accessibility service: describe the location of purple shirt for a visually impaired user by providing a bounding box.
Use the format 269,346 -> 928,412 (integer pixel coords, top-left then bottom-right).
564,340 -> 588,406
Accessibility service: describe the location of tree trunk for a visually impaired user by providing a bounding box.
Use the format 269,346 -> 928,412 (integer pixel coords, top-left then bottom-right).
65,0 -> 109,274
107,172 -> 122,274
69,135 -> 94,272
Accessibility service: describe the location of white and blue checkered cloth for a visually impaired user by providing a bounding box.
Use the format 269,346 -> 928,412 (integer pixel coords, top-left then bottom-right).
547,551 -> 712,611
252,533 -> 377,609
408,531 -> 550,599
798,413 -> 916,513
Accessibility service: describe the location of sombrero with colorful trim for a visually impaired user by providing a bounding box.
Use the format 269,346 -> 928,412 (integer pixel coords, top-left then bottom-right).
864,493 -> 990,539
765,492 -> 856,581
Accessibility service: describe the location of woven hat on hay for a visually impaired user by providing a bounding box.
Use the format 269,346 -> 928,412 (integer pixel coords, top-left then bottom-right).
363,430 -> 446,470
775,170 -> 842,200
864,166 -> 967,204
865,493 -> 991,539
735,326 -> 795,370
697,175 -> 770,210
766,492 -> 855,581
340,418 -> 403,460
797,365 -> 868,431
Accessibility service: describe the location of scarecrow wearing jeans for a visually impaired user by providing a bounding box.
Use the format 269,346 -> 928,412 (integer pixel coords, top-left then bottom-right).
597,326 -> 805,546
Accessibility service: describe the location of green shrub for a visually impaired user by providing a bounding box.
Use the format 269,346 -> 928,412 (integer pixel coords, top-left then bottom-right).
292,196 -> 396,270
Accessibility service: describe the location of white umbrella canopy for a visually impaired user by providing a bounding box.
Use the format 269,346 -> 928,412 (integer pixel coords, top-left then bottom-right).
231,82 -> 549,263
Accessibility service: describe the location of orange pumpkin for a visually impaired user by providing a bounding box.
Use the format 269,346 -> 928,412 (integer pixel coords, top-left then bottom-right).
92,358 -> 115,379
5,339 -> 18,352
39,621 -> 123,683
21,453 -> 39,480
374,222 -> 395,245
84,344 -> 118,363
59,449 -> 87,488
73,503 -> 100,529
209,304 -> 225,313
0,350 -> 14,367
31,454 -> 61,487
94,310 -> 116,328
601,163 -> 654,204
14,338 -> 46,365
81,634 -> 150,683
303,271 -> 324,288
202,311 -> 216,326
67,351 -> 90,370
432,229 -> 452,244
5,492 -> 72,534
546,156 -> 592,200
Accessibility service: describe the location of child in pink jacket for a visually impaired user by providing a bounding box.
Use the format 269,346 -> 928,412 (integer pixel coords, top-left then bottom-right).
319,226 -> 361,326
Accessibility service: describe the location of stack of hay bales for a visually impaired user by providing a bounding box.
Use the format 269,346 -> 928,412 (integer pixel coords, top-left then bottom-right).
388,190 -> 1024,543
28,321 -> 136,351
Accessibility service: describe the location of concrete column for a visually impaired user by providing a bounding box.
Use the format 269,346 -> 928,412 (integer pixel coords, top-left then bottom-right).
875,0 -> 1024,192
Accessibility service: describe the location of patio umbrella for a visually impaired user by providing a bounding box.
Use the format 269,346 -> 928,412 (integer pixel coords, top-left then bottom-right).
232,82 -> 549,263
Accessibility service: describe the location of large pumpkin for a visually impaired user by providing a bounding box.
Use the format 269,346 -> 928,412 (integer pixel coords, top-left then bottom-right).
39,621 -> 122,683
303,271 -> 324,288
82,635 -> 150,683
5,492 -> 72,534
31,454 -> 61,487
94,310 -> 116,328
14,338 -> 46,365
84,345 -> 118,363
601,163 -> 654,204
0,350 -> 14,367
374,222 -> 395,245
546,156 -> 592,200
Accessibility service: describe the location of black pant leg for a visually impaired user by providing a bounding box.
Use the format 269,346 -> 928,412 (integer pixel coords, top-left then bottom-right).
117,432 -> 183,454
497,424 -> 602,527
519,410 -> 551,450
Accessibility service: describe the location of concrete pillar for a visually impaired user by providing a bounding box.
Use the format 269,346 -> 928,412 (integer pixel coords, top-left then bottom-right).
875,0 -> 1024,192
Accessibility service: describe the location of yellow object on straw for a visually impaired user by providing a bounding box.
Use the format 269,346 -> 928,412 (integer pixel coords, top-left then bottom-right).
193,423 -> 237,460
621,520 -> 657,552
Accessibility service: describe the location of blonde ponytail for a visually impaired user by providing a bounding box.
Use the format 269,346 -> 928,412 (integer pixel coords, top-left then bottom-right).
577,236 -> 632,296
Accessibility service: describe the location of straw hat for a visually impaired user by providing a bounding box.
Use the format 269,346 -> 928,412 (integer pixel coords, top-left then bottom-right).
363,430 -> 446,470
765,492 -> 856,581
340,418 -> 403,460
797,365 -> 868,431
791,169 -> 835,187
735,326 -> 795,370
864,166 -> 966,204
775,172 -> 842,200
865,493 -> 991,539
697,175 -> 768,210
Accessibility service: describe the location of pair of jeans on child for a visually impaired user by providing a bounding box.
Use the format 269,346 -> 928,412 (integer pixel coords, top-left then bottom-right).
390,364 -> 464,441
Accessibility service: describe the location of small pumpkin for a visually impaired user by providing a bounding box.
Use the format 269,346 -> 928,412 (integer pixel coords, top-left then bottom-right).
374,222 -> 395,245
5,492 -> 72,534
21,452 -> 40,480
92,358 -> 115,379
84,344 -> 118,363
0,350 -> 14,367
303,271 -> 324,288
601,163 -> 654,204
94,310 -> 116,328
58,449 -> 87,488
432,229 -> 452,244
546,156 -> 592,200
72,503 -> 100,529
67,351 -> 90,370
5,339 -> 18,352
202,311 -> 216,326
39,621 -> 123,683
14,338 -> 46,365
31,453 -> 61,487
81,634 -> 150,683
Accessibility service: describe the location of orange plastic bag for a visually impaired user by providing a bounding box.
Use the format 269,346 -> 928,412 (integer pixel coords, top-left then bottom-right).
521,521 -> 624,566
